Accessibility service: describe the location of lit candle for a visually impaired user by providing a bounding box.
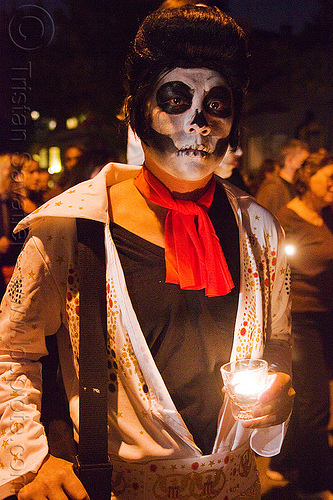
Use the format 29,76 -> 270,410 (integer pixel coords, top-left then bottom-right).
232,371 -> 266,407
221,358 -> 268,419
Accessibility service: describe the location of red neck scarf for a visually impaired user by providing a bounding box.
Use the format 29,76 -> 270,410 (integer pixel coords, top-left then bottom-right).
133,165 -> 234,297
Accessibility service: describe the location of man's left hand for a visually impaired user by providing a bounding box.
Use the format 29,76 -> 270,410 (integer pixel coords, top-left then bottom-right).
241,372 -> 295,428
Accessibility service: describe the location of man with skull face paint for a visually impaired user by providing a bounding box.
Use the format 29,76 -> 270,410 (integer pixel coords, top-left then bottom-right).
144,67 -> 233,181
0,6 -> 293,500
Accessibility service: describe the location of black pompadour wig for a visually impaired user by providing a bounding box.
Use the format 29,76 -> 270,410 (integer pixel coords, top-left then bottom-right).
125,4 -> 250,150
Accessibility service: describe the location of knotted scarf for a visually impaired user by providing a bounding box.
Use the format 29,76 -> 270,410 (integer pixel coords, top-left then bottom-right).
133,166 -> 234,297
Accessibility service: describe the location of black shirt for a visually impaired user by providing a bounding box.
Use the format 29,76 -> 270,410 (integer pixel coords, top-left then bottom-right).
111,183 -> 240,454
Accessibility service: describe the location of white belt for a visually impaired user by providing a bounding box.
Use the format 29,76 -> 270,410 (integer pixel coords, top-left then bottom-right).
111,440 -> 260,499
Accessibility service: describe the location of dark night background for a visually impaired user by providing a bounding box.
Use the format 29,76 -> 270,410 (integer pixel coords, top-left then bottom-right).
0,0 -> 332,171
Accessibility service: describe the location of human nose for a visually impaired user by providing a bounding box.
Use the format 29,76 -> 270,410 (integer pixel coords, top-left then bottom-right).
185,109 -> 211,136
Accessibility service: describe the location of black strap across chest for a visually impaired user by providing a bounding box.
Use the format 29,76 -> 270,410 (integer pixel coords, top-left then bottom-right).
76,218 -> 112,498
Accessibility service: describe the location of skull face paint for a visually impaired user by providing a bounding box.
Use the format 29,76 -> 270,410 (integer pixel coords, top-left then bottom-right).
143,67 -> 234,182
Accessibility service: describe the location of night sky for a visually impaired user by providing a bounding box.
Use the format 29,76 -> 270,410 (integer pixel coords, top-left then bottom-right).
0,0 -> 321,34
228,0 -> 320,33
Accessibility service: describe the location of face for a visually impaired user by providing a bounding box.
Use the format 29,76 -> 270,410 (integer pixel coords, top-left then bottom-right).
20,160 -> 40,191
143,67 -> 234,182
64,147 -> 82,171
39,170 -> 50,191
0,154 -> 11,191
288,147 -> 309,172
309,164 -> 333,205
215,146 -> 242,179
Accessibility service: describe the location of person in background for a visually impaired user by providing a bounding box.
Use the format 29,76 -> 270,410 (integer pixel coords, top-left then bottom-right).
63,146 -> 84,172
0,6 -> 293,499
0,153 -> 26,298
67,148 -> 114,187
0,153 -> 15,298
49,145 -> 85,197
268,152 -> 333,500
215,145 -> 248,190
38,169 -> 52,203
256,139 -> 309,215
250,157 -> 280,197
12,153 -> 43,214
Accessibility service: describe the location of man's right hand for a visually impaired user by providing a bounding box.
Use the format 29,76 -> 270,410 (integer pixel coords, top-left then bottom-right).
17,455 -> 90,500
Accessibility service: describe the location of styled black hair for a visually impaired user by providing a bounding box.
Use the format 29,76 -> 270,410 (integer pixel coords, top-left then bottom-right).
125,4 -> 249,150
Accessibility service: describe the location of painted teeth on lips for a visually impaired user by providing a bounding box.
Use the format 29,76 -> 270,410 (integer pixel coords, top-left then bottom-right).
178,145 -> 210,157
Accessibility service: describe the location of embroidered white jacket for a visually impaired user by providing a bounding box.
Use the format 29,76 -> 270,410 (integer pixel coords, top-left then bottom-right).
0,163 -> 291,498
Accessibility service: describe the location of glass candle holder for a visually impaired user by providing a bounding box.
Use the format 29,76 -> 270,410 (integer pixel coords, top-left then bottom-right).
220,358 -> 268,420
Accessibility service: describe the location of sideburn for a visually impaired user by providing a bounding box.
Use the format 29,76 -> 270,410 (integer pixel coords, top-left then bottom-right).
213,137 -> 230,162
147,127 -> 179,155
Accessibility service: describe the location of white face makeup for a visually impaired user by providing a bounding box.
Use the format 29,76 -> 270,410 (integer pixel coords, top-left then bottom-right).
143,67 -> 234,183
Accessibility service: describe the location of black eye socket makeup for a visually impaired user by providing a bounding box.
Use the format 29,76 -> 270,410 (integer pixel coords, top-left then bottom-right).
156,81 -> 192,115
156,80 -> 233,119
204,86 -> 232,118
